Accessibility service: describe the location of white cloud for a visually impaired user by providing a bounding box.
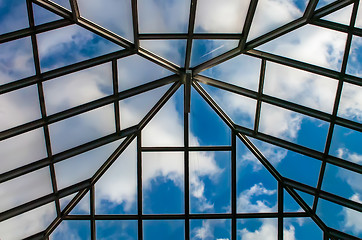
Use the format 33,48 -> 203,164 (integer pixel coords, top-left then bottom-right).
239,219 -> 296,240
237,183 -> 276,213
337,148 -> 362,164
338,81 -> 362,123
192,219 -> 229,240
342,194 -> 362,235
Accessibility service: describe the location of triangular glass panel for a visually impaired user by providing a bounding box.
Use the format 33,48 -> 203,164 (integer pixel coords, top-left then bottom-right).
142,86 -> 183,147
138,0 -> 190,33
356,3 -> 362,28
236,138 -> 278,213
0,202 -> 56,240
257,24 -> 347,71
316,0 -> 337,10
346,36 -> 362,78
43,63 -> 113,115
190,87 -> 231,146
200,54 -> 261,91
191,40 -> 238,67
48,0 -> 71,10
77,0 -> 133,42
54,138 -> 125,189
140,40 -> 187,67
118,54 -> 173,92
249,138 -> 321,188
295,190 -> 314,209
96,220 -> 138,239
36,24 -> 123,72
50,220 -> 91,240
59,193 -> 77,211
321,4 -> 353,26
338,82 -> 362,124
202,83 -> 256,130
194,0 -> 250,33
0,37 -> 35,85
0,1 -> 29,34
119,84 -> 170,130
284,217 -> 323,240
33,3 -> 62,26
284,189 -> 303,212
247,0 -> 307,41
95,139 -> 137,214
69,192 -> 90,215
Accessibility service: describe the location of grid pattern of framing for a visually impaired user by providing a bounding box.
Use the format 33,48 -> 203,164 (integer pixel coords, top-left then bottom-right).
0,0 -> 361,239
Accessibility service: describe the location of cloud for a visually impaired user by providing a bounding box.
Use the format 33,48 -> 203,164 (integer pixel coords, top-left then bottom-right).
237,183 -> 277,213
338,82 -> 362,123
342,194 -> 362,235
239,219 -> 296,240
191,219 -> 229,240
337,148 -> 362,164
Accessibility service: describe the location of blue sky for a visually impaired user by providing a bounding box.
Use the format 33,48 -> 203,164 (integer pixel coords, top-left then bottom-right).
0,0 -> 361,240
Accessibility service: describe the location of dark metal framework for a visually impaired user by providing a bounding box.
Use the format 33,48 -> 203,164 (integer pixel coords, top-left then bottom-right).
0,0 -> 361,239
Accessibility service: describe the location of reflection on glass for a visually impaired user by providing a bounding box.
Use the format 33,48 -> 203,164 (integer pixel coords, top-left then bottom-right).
96,220 -> 137,239
0,1 -> 28,34
138,0 -> 190,33
190,151 -> 230,214
0,167 -> 53,212
140,40 -> 187,67
194,0 -> 250,33
338,82 -> 362,123
43,63 -> 113,115
0,37 -> 35,85
191,219 -> 230,240
259,103 -> 329,151
0,128 -> 47,174
0,202 -> 56,240
77,0 -> 133,41
190,87 -> 231,146
264,62 -> 338,113
143,152 -> 184,214
191,39 -> 238,67
49,104 -> 115,154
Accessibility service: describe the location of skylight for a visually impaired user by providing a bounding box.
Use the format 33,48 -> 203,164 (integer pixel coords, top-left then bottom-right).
0,0 -> 361,239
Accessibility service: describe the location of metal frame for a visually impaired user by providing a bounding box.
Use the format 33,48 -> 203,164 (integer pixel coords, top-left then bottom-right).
0,0 -> 361,239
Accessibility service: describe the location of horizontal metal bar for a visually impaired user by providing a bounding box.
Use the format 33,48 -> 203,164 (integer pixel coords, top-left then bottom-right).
313,0 -> 355,19
138,33 -> 242,40
312,19 -> 362,37
141,146 -> 232,152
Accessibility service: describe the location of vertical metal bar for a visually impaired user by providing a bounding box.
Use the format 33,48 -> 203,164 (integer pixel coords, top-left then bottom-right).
184,0 -> 197,69
231,131 -> 237,240
184,85 -> 190,240
69,0 -> 80,20
254,59 -> 266,133
131,0 -> 139,49
185,70 -> 192,113
278,182 -> 283,240
137,132 -> 143,240
112,60 -> 121,132
239,0 -> 259,49
90,185 -> 96,240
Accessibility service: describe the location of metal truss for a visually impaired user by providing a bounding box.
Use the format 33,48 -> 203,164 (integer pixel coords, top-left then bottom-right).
0,0 -> 361,239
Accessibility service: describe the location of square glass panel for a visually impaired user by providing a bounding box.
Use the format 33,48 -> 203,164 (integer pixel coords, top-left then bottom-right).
96,220 -> 137,239
50,220 -> 91,240
191,219 -> 231,240
144,220 -> 184,240
338,82 -> 362,123
0,1 -> 29,34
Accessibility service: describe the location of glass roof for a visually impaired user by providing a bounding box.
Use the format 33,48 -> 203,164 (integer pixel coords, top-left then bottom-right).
0,0 -> 361,239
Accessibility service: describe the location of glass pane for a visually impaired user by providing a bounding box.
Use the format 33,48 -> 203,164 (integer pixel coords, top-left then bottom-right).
237,139 -> 278,213
143,152 -> 184,214
190,87 -> 231,146
119,85 -> 169,129
118,54 -> 173,92
96,220 -> 137,239
69,192 -> 90,215
200,54 -> 261,91
329,125 -> 362,163
0,202 -> 56,240
144,220 -> 184,240
203,84 -> 256,129
316,0 -> 336,10
55,139 -> 124,189
0,85 -> 41,132
338,82 -> 362,123
43,63 -> 113,115
77,0 -> 133,41
296,190 -> 314,209
0,1 -> 28,34
0,128 -> 47,174
33,3 -> 62,26
49,104 -> 115,154
322,4 -> 353,26
96,140 -> 137,214
356,2 -> 362,28
191,219 -> 231,240
190,151 -> 231,214
237,218 -> 277,240
37,25 -> 122,72
248,0 -> 307,40
264,62 -> 338,113
0,167 -> 53,212
259,103 -> 329,151
346,36 -> 362,77
284,217 -> 323,240
257,25 -> 347,71
0,37 -> 35,85
142,87 -> 184,147
140,40 -> 187,67
59,193 -> 77,211
191,40 -> 238,67
50,220 -> 91,240
322,163 -> 361,201
194,0 -> 250,33
284,189 -> 302,212
138,0 -> 190,33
